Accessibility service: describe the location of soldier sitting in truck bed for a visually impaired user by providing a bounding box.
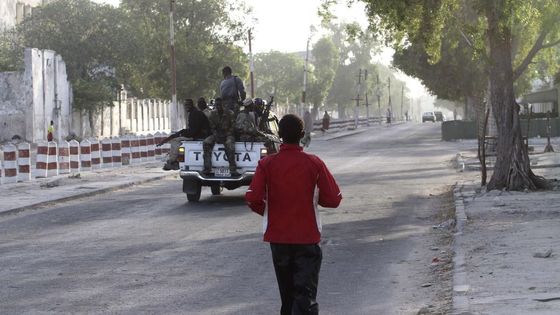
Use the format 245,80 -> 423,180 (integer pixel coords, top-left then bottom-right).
236,98 -> 279,150
202,97 -> 239,176
158,99 -> 209,170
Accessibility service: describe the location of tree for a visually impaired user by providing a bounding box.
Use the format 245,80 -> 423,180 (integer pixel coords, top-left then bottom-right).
120,0 -> 250,100
307,37 -> 339,118
253,51 -> 304,106
345,0 -> 560,191
0,28 -> 24,71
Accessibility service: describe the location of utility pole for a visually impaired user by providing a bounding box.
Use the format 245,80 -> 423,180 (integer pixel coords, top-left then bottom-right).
301,36 -> 310,118
248,29 -> 255,99
388,77 -> 392,123
169,0 -> 178,131
364,69 -> 369,126
401,84 -> 404,121
352,69 -> 362,129
376,73 -> 382,122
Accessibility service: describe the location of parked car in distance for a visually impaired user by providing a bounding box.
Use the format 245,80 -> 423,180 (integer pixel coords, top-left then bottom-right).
434,111 -> 445,122
422,111 -> 436,123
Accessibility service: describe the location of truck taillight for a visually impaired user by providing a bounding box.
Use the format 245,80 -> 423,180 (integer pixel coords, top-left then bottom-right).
260,148 -> 268,159
178,147 -> 185,162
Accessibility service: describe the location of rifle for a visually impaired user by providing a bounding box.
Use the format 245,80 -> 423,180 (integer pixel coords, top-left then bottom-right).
156,130 -> 181,147
258,96 -> 274,132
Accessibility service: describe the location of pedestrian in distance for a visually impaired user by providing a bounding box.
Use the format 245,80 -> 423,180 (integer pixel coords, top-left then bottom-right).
321,111 -> 330,132
386,108 -> 392,124
158,99 -> 210,170
220,66 -> 246,112
47,120 -> 54,142
246,114 -> 342,315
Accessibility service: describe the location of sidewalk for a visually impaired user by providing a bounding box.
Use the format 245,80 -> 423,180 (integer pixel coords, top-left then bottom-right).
0,160 -> 175,216
453,141 -> 560,314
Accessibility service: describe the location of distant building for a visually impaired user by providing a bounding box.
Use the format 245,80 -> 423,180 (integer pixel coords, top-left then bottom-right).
0,0 -> 55,30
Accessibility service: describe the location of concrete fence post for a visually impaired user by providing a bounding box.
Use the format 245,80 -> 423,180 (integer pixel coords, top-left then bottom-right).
161,132 -> 171,155
2,144 -> 17,184
147,134 -> 155,160
111,137 -> 122,168
121,135 -> 131,165
80,139 -> 92,172
90,139 -> 101,170
69,140 -> 80,173
58,141 -> 71,175
35,141 -> 58,178
131,135 -> 141,164
101,138 -> 113,168
17,142 -> 31,182
154,131 -> 163,156
139,135 -> 148,162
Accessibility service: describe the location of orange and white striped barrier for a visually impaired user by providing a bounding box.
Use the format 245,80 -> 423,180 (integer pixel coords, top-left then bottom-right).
101,138 -> 113,168
139,135 -> 148,162
121,135 -> 131,165
111,137 -> 122,167
2,144 -> 17,184
90,139 -> 101,169
130,135 -> 141,164
161,132 -> 171,155
35,141 -> 58,178
17,142 -> 31,182
69,140 -> 80,173
58,141 -> 70,175
80,139 -> 92,172
147,134 -> 155,160
154,132 -> 163,156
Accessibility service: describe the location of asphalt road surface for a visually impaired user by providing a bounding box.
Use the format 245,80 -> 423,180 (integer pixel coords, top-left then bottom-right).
0,122 -> 473,315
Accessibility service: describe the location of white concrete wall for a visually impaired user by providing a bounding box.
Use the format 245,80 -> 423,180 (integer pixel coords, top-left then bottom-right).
0,72 -> 26,140
0,0 -> 46,31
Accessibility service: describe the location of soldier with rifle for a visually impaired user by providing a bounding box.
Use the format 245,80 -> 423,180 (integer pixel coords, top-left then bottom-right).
236,98 -> 279,151
220,66 -> 246,112
203,97 -> 239,176
158,99 -> 209,170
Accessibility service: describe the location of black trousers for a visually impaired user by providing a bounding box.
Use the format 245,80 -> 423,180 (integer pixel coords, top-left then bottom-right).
270,243 -> 322,315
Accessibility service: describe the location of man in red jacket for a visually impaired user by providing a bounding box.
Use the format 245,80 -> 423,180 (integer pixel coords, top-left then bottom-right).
246,114 -> 342,315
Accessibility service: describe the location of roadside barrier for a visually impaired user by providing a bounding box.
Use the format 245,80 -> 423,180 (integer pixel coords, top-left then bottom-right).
161,132 -> 170,155
111,137 -> 122,167
58,141 -> 71,175
131,135 -> 141,164
147,134 -> 155,160
2,144 -> 17,184
69,140 -> 80,173
139,135 -> 148,161
91,139 -> 101,169
80,139 -> 92,172
35,141 -> 58,178
101,138 -> 113,168
17,142 -> 31,182
154,132 -> 163,156
121,135 -> 131,165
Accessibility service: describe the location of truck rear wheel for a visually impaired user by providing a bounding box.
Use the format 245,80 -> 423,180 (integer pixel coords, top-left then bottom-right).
210,185 -> 222,195
186,182 -> 201,202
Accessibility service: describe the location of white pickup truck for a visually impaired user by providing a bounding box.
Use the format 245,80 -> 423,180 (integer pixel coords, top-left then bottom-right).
177,114 -> 279,202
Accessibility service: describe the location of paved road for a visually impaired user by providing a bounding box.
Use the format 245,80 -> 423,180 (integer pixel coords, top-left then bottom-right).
0,122 -> 472,314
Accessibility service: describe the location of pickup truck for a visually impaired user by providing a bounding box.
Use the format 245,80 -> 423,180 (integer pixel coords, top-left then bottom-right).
177,114 -> 279,202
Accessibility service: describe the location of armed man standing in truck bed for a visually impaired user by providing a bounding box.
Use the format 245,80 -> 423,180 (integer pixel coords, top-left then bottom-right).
246,114 -> 342,315
220,66 -> 246,112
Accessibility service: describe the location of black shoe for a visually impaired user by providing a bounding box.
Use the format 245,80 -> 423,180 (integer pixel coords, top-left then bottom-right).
163,161 -> 179,171
202,168 -> 212,175
230,171 -> 241,177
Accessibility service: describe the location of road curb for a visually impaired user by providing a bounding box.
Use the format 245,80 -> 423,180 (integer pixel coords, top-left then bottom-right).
452,182 -> 472,315
321,121 -> 407,141
0,173 -> 176,217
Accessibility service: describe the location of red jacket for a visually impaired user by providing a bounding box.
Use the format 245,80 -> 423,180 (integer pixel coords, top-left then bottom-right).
246,144 -> 342,244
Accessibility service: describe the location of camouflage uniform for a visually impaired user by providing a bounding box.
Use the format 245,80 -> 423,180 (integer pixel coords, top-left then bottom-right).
235,109 -> 279,151
203,108 -> 237,174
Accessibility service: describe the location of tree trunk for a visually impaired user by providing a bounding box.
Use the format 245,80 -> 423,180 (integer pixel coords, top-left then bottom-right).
485,2 -> 548,191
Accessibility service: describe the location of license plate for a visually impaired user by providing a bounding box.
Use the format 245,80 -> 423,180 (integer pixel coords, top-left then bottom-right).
214,167 -> 231,177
